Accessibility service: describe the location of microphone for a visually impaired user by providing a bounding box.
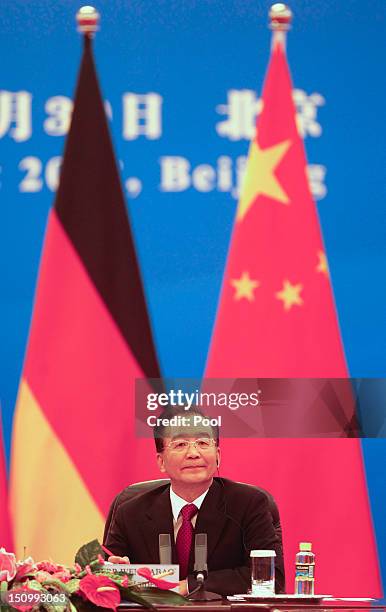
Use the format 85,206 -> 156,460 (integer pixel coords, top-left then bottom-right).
193,533 -> 208,582
159,534 -> 172,564
188,533 -> 221,601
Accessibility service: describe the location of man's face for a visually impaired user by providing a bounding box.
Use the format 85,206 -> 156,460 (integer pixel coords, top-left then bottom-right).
156,426 -> 220,487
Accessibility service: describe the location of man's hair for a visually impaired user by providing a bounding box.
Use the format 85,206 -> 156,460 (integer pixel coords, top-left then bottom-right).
153,406 -> 220,453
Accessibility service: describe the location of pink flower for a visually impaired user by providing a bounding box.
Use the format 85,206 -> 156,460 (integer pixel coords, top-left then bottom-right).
51,569 -> 71,582
136,567 -> 178,590
74,562 -> 82,573
34,570 -> 52,583
36,560 -> 63,573
79,574 -> 120,609
0,548 -> 17,582
121,576 -> 129,588
14,558 -> 35,581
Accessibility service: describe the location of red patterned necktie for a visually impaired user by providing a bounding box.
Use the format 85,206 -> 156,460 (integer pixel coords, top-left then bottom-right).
176,503 -> 198,579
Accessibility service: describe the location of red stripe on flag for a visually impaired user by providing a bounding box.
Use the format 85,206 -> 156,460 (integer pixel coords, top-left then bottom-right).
0,409 -> 13,551
24,210 -> 153,515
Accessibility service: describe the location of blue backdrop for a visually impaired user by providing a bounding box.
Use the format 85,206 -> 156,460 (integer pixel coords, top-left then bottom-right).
1,0 -> 386,590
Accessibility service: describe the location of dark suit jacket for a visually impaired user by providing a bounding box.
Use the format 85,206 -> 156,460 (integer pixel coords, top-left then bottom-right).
105,477 -> 285,596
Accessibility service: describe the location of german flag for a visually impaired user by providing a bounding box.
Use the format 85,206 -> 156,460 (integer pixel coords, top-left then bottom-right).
10,34 -> 160,564
206,34 -> 382,596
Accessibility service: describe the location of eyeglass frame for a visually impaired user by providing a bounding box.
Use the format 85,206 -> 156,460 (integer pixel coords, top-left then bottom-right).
163,437 -> 217,453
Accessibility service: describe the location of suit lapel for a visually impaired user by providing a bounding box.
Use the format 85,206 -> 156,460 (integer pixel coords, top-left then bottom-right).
194,479 -> 227,564
142,485 -> 176,563
139,480 -> 227,569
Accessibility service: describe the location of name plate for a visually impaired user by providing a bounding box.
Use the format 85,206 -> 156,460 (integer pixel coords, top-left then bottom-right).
105,563 -> 179,592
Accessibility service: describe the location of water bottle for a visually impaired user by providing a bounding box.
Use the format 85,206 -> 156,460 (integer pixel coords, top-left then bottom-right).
295,542 -> 315,595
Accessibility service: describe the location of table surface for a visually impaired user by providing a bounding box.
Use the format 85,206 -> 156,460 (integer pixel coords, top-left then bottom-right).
118,600 -> 386,611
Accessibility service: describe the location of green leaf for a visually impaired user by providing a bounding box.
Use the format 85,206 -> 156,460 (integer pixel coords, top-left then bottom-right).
40,603 -> 67,612
95,571 -> 135,588
23,579 -> 45,591
70,594 -> 112,611
74,540 -> 104,568
0,580 -> 8,606
118,587 -> 157,610
41,578 -> 73,594
66,579 -> 80,594
122,586 -> 189,608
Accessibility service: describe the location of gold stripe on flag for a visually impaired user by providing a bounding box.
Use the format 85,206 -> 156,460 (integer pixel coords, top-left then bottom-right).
10,380 -> 104,564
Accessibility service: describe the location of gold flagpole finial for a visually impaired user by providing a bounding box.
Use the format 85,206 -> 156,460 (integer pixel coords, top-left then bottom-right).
76,6 -> 100,36
269,3 -> 292,31
269,4 -> 292,51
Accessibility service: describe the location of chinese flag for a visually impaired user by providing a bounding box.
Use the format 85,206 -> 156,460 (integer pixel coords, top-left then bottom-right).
206,41 -> 381,595
10,35 -> 160,564
0,408 -> 13,551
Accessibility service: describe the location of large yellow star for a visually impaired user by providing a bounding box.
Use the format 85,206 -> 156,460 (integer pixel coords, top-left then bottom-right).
316,250 -> 329,276
237,138 -> 291,222
230,272 -> 260,301
276,279 -> 303,311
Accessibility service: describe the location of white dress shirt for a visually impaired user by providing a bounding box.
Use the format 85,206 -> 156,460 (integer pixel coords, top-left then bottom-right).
169,486 -> 209,541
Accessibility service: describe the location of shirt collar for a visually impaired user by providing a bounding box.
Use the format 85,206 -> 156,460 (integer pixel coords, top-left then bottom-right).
169,486 -> 209,522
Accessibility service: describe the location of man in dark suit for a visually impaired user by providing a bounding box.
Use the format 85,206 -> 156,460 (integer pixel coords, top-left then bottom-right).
104,408 -> 285,596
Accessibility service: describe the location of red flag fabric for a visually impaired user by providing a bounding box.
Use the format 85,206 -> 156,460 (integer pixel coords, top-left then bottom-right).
206,40 -> 382,596
0,408 -> 13,551
10,35 -> 160,564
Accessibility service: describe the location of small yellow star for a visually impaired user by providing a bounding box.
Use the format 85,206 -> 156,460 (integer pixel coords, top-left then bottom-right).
276,279 -> 303,311
230,272 -> 260,301
237,138 -> 291,222
316,250 -> 329,276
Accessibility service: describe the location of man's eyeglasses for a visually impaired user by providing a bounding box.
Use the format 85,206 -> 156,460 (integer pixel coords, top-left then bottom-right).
165,438 -> 216,452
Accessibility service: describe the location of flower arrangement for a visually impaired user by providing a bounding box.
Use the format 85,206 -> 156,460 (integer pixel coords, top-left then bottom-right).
0,540 -> 188,611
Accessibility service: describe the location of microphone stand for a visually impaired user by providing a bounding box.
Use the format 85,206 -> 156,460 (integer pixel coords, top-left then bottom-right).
188,569 -> 222,601
188,534 -> 222,601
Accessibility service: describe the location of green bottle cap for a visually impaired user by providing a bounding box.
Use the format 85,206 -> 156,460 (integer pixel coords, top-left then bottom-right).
299,542 -> 312,552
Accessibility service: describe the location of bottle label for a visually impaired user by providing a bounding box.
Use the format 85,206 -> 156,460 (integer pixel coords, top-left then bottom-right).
295,563 -> 314,579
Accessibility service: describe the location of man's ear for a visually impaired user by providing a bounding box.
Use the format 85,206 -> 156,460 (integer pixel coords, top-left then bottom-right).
157,452 -> 166,473
216,446 -> 221,468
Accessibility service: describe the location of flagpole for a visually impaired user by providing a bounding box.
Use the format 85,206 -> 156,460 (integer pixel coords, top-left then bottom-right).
269,3 -> 292,52
76,5 -> 100,37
